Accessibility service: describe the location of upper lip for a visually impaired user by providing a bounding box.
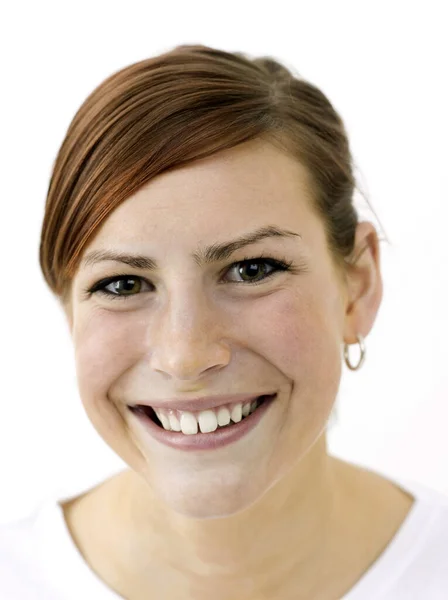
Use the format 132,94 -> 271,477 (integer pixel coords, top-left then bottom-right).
130,392 -> 276,412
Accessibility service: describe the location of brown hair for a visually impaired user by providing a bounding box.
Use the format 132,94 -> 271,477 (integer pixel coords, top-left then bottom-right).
39,43 -> 385,304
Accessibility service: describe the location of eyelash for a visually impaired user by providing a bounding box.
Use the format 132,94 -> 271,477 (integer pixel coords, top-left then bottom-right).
85,255 -> 297,301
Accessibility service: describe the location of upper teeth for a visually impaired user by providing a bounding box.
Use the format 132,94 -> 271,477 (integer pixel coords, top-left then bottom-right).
153,399 -> 260,435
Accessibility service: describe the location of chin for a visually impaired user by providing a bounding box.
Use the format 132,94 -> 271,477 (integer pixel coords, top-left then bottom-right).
161,493 -> 261,520
149,467 -> 269,520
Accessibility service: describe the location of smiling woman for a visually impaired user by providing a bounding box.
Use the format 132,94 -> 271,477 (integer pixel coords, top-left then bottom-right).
2,43 -> 448,600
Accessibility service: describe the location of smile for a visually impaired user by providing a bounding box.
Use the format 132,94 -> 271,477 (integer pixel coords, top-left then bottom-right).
127,393 -> 277,451
130,395 -> 274,435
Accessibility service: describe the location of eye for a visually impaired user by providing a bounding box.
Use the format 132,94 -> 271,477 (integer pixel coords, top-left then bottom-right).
87,275 -> 152,300
85,255 -> 297,301
223,257 -> 294,285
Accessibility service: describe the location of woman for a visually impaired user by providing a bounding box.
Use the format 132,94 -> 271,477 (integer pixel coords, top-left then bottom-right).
1,44 -> 447,599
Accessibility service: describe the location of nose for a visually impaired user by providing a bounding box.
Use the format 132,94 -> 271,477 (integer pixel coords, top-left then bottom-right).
148,287 -> 231,381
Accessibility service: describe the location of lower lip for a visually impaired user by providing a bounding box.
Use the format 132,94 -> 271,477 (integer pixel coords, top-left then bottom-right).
128,394 -> 277,451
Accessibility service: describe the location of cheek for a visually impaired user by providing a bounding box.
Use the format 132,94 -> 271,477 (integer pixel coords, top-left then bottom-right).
72,309 -> 154,470
260,288 -> 343,440
256,288 -> 342,382
72,283 -> 343,420
257,290 -> 343,473
73,310 -> 144,408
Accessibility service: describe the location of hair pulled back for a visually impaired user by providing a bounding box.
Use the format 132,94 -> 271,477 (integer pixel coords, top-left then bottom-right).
39,44 -> 384,303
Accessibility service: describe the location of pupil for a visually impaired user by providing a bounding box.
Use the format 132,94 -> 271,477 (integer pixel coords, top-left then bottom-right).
242,262 -> 263,280
117,278 -> 138,293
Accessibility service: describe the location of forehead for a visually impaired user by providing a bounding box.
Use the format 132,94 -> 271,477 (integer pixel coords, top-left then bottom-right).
90,139 -> 320,248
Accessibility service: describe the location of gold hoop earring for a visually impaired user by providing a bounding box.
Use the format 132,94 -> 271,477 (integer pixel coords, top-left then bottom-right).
344,333 -> 366,371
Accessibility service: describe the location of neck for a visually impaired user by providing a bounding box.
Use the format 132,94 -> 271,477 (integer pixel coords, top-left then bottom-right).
103,436 -> 346,598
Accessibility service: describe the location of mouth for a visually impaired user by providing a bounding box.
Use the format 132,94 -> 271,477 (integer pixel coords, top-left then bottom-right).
128,394 -> 276,435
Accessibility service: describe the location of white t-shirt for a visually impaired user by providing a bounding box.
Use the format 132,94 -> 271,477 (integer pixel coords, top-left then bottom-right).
1,471 -> 448,599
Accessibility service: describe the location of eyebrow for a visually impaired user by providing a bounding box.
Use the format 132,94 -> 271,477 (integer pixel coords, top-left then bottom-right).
81,225 -> 302,270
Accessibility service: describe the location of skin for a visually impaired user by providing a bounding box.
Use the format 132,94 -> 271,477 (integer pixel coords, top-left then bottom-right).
61,138 -> 414,599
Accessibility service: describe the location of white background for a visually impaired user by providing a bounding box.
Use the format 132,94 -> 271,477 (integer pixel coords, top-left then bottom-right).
0,0 -> 446,521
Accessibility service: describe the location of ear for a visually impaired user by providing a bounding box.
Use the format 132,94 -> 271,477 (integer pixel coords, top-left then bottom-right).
342,221 -> 383,345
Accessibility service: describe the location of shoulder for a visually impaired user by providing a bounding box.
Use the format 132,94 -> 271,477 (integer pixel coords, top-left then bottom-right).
382,476 -> 448,595
0,512 -> 40,596
0,506 -> 59,599
339,461 -> 448,596
411,497 -> 448,564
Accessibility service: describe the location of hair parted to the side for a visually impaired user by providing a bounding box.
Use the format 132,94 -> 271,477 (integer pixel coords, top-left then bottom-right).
39,43 -> 386,306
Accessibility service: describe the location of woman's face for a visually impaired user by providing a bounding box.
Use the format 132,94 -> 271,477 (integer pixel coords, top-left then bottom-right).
67,138 -> 378,518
